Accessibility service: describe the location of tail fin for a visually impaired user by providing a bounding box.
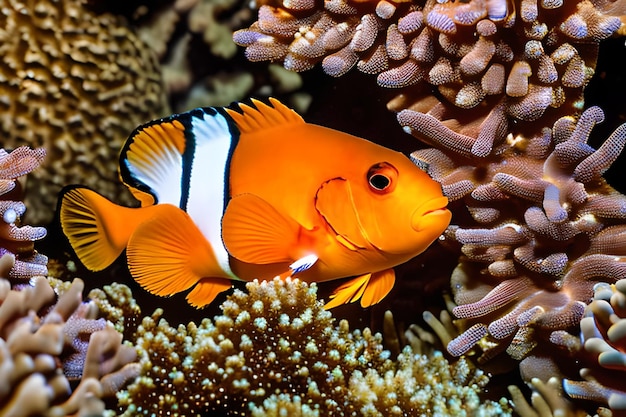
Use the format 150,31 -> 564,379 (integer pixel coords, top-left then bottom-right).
59,187 -> 140,271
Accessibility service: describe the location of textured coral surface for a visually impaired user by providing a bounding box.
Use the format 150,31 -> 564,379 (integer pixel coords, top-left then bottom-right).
0,146 -> 48,280
426,106 -> 626,367
234,0 -> 622,125
117,278 -> 511,416
561,279 -> 626,412
0,256 -> 139,416
0,0 -> 169,224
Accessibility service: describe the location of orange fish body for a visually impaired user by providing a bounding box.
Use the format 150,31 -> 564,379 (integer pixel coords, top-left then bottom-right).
60,98 -> 451,309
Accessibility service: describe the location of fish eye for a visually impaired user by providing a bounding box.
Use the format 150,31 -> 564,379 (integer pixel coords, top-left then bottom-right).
369,174 -> 390,190
367,162 -> 397,194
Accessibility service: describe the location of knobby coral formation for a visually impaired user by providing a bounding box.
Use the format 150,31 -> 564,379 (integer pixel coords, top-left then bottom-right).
415,106 -> 626,370
233,0 -> 623,125
0,146 -> 48,281
87,281 -> 143,338
0,254 -> 139,416
560,279 -> 626,413
0,0 -> 169,223
117,278 -> 511,416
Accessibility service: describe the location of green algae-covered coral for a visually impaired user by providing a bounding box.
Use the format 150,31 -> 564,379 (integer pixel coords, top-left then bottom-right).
118,277 -> 511,416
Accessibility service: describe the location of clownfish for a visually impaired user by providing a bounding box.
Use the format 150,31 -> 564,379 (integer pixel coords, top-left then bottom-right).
59,98 -> 451,309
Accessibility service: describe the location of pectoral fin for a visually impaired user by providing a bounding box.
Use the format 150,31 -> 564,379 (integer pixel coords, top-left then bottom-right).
324,268 -> 396,309
222,194 -> 307,265
360,268 -> 395,307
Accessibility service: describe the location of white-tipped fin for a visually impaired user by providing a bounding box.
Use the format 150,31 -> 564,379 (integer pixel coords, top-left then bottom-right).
290,254 -> 318,275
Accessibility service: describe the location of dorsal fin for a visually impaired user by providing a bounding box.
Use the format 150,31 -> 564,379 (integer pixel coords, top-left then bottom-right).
119,117 -> 187,207
225,97 -> 304,134
118,107 -> 238,209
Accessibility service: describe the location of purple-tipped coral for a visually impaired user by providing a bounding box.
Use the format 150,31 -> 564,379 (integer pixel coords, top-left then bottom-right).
413,105 -> 626,370
0,255 -> 139,416
0,146 -> 48,280
561,279 -> 626,413
234,0 -> 623,124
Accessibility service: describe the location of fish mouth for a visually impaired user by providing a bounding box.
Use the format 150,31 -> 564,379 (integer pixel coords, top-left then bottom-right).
411,197 -> 450,232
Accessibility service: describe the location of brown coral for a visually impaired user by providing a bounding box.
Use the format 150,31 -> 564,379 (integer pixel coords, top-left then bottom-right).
0,146 -> 48,281
407,106 -> 626,372
233,0 -> 622,125
0,0 -> 169,224
0,255 -> 139,416
117,277 -> 511,416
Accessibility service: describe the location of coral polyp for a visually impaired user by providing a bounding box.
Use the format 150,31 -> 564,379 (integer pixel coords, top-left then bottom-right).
562,279 -> 626,413
411,105 -> 626,370
234,0 -> 622,123
117,278 -> 511,416
0,146 -> 48,280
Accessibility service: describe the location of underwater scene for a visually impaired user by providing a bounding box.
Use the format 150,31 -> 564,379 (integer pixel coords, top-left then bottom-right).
1,0 -> 626,415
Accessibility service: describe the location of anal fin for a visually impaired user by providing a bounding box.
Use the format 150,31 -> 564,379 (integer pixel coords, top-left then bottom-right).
324,269 -> 396,309
186,277 -> 232,308
127,204 -> 232,308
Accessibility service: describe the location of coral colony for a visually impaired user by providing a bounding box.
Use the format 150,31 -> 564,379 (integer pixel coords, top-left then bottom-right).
117,278 -> 511,416
0,146 -> 48,280
233,0 -> 626,413
0,0 -> 626,416
0,0 -> 169,223
233,0 -> 621,122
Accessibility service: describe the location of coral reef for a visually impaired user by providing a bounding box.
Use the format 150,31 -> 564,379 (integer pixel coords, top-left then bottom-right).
4,0 -> 620,413
137,0 -> 252,63
0,254 -> 139,416
0,0 -> 169,224
233,0 -> 623,125
232,0 -> 626,386
117,277 -> 511,416
0,146 -> 48,281
134,0 -> 258,103
87,281 -> 143,338
559,279 -> 626,414
417,106 -> 626,370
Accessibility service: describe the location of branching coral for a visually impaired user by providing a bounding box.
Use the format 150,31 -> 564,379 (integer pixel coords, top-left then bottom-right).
559,279 -> 626,414
138,0 -> 253,62
408,105 -> 626,374
0,0 -> 169,223
87,282 -> 143,338
233,0 -> 623,125
0,254 -> 139,416
117,277 -> 511,416
0,146 -> 48,281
